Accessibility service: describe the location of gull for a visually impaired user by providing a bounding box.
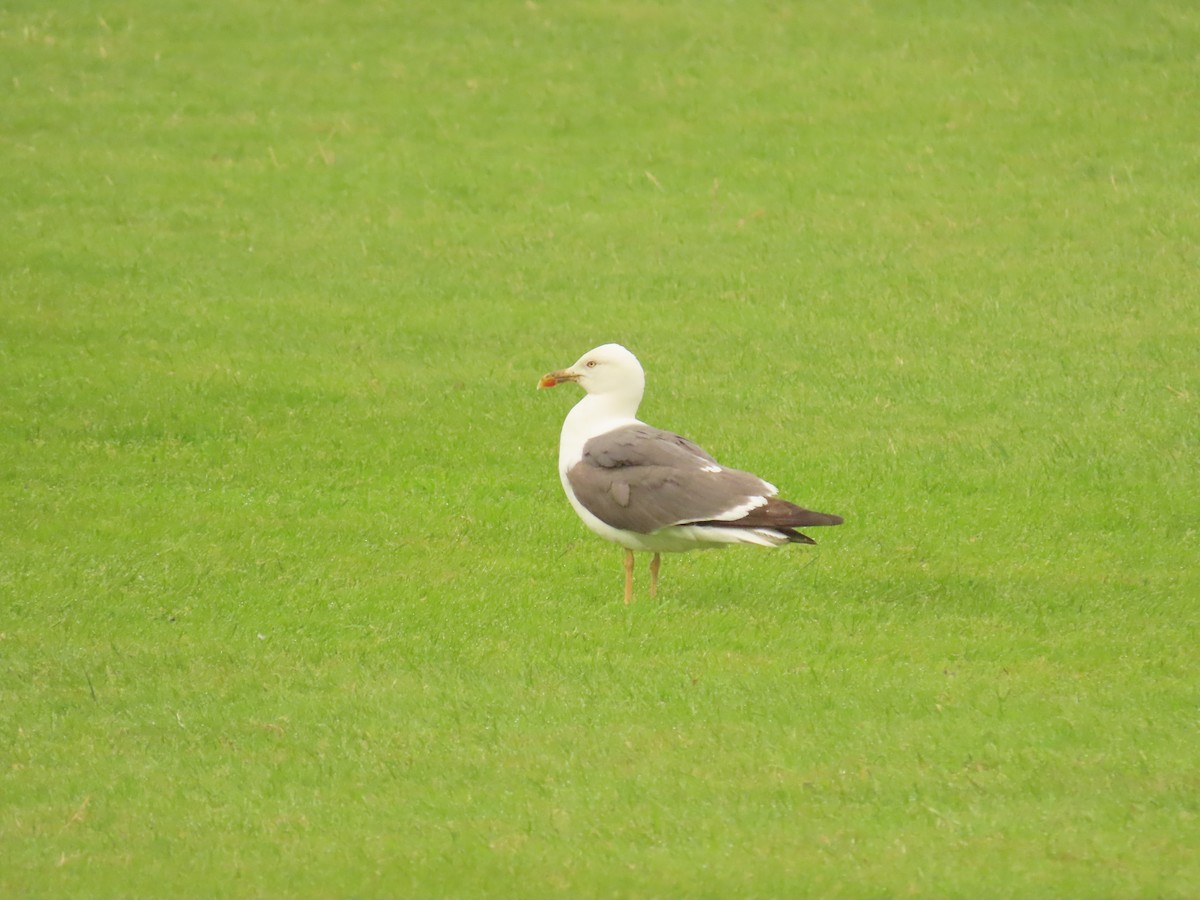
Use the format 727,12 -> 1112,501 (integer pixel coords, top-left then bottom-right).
539,343 -> 842,603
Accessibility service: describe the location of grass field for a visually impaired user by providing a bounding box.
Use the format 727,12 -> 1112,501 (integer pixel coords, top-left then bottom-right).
3,1 -> 1198,897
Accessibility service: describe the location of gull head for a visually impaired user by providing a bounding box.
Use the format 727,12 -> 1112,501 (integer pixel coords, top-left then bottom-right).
538,343 -> 645,401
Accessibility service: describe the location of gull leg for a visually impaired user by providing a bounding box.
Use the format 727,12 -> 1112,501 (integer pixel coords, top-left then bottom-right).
623,549 -> 635,605
649,552 -> 661,598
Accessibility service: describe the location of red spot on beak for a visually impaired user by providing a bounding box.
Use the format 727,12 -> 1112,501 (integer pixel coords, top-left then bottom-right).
538,374 -> 558,389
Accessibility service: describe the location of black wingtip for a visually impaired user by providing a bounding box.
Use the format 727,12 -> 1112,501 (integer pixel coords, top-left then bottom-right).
779,528 -> 818,545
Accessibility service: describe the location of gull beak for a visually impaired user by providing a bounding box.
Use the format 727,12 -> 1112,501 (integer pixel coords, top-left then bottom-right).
538,369 -> 579,390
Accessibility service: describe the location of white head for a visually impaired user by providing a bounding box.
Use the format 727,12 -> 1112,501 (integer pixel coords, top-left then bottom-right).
539,343 -> 646,412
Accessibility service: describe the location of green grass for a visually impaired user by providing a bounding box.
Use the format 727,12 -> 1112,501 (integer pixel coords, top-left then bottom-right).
2,0 -> 1198,897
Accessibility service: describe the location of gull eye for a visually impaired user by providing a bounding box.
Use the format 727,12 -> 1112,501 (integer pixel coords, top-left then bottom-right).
586,360 -> 597,368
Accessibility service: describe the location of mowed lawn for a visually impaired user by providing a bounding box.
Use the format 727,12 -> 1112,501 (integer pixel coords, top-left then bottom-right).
2,1 -> 1197,897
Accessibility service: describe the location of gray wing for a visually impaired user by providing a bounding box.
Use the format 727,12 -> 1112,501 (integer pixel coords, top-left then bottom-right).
567,424 -> 773,534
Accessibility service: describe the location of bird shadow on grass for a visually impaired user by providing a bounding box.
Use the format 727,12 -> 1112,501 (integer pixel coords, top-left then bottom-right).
649,548 -> 833,610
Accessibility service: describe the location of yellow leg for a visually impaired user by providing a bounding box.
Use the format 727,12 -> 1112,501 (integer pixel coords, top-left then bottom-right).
623,549 -> 635,605
649,553 -> 661,598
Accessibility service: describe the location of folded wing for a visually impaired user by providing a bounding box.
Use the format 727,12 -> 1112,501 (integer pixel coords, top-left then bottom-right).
567,424 -> 842,539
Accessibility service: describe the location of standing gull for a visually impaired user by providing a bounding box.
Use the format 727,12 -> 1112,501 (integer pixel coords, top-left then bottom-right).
539,343 -> 842,603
